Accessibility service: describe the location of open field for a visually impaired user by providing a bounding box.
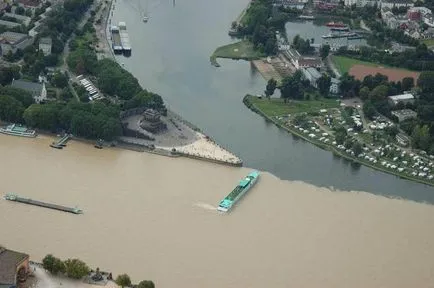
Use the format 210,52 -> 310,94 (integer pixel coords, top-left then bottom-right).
349,65 -> 420,82
422,38 -> 434,46
332,56 -> 419,82
210,40 -> 264,67
332,56 -> 381,74
245,96 -> 339,117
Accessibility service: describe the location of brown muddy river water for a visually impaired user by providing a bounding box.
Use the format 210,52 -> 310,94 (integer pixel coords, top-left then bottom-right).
1,134 -> 434,288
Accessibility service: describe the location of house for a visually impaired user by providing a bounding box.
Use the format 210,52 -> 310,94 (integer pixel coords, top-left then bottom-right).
0,247 -> 30,288
345,0 -> 377,7
407,9 -> 422,21
11,79 -> 47,103
17,0 -> 42,9
302,67 -> 322,88
39,37 -> 52,56
391,109 -> 417,122
3,12 -> 31,26
388,93 -> 415,105
330,77 -> 340,94
297,57 -> 322,69
0,32 -> 33,56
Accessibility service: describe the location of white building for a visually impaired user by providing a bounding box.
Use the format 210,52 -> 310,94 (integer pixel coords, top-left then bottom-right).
388,93 -> 415,105
380,0 -> 414,9
38,37 -> 52,56
391,109 -> 417,122
345,0 -> 377,7
302,67 -> 322,88
330,78 -> 341,94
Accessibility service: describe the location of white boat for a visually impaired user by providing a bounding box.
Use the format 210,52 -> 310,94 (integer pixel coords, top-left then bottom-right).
143,16 -> 149,22
0,124 -> 36,138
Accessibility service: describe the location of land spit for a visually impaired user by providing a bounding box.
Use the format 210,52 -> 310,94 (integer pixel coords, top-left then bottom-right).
2,135 -> 434,288
120,111 -> 242,166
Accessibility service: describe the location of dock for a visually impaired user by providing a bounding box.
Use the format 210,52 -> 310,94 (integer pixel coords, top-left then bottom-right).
50,134 -> 72,149
4,193 -> 83,214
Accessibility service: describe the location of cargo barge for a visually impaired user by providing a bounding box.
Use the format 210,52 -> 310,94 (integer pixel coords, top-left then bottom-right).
110,25 -> 123,53
119,21 -> 131,55
217,171 -> 259,212
4,193 -> 83,214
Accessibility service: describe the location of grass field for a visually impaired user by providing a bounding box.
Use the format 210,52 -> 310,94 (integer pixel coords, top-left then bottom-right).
246,96 -> 339,117
210,40 -> 264,66
422,38 -> 434,46
332,55 -> 381,74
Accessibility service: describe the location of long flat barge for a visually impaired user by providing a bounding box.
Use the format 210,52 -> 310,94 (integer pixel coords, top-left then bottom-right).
110,25 -> 123,53
217,170 -> 259,212
118,21 -> 131,53
4,193 -> 83,214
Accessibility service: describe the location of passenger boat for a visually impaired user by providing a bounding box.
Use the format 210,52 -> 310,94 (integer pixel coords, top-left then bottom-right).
0,124 -> 36,138
217,171 -> 260,212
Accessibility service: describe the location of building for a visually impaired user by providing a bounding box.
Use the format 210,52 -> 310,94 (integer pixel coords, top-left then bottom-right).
407,9 -> 422,21
330,77 -> 340,94
17,0 -> 42,9
380,0 -> 414,9
0,247 -> 30,288
139,109 -> 167,133
391,109 -> 417,122
39,37 -> 52,56
0,32 -> 33,56
345,0 -> 377,7
3,12 -> 31,26
11,79 -> 47,103
273,0 -> 307,9
388,93 -> 415,105
302,67 -> 322,88
0,20 -> 21,29
297,57 -> 322,69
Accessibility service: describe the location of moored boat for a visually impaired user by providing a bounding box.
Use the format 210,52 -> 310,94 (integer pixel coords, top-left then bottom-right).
217,170 -> 260,212
0,124 -> 36,138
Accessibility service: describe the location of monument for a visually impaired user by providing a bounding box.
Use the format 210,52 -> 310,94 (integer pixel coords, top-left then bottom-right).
139,108 -> 167,133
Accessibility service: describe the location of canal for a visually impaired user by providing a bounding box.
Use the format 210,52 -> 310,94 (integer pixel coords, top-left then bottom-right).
111,0 -> 433,202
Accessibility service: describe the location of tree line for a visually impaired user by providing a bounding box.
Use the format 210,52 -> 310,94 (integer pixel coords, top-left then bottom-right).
42,254 -> 155,287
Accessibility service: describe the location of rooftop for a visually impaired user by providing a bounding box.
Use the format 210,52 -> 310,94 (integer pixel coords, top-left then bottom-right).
388,93 -> 414,100
39,37 -> 52,45
0,247 -> 29,285
4,12 -> 31,23
305,67 -> 322,78
391,109 -> 417,116
11,79 -> 43,95
0,20 -> 21,28
0,31 -> 29,45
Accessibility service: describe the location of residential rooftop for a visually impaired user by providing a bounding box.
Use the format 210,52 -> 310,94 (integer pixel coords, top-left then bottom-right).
0,247 -> 29,286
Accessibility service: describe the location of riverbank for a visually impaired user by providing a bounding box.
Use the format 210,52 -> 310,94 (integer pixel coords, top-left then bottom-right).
243,95 -> 434,187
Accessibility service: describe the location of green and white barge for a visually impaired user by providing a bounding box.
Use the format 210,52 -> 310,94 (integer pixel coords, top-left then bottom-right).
218,170 -> 260,212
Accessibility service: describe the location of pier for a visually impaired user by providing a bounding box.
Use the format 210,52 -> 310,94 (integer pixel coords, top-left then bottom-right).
50,134 -> 72,149
4,193 -> 83,214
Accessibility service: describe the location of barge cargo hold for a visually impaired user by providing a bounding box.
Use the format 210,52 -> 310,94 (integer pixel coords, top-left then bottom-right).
110,25 -> 123,53
119,21 -> 131,54
217,171 -> 259,212
4,193 -> 83,214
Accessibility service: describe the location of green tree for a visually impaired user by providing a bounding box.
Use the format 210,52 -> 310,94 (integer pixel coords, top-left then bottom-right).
362,101 -> 376,119
64,259 -> 90,279
334,126 -> 347,145
0,95 -> 24,122
411,124 -> 431,151
138,280 -> 155,288
401,77 -> 414,91
317,74 -> 331,96
15,6 -> 25,15
320,44 -> 330,59
52,71 -> 69,88
352,141 -> 363,156
42,254 -> 65,275
264,78 -> 277,98
116,274 -> 132,288
359,86 -> 370,101
369,84 -> 389,102
417,71 -> 434,93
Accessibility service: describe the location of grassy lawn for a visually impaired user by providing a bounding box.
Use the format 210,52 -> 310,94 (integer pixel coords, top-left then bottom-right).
210,40 -> 264,66
422,38 -> 434,46
246,95 -> 339,117
332,55 -> 381,74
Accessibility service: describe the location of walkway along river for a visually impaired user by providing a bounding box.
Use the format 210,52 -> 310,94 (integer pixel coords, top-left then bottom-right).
110,0 -> 434,203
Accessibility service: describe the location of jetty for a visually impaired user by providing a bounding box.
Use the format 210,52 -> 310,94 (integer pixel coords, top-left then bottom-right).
4,193 -> 83,214
50,134 -> 72,149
